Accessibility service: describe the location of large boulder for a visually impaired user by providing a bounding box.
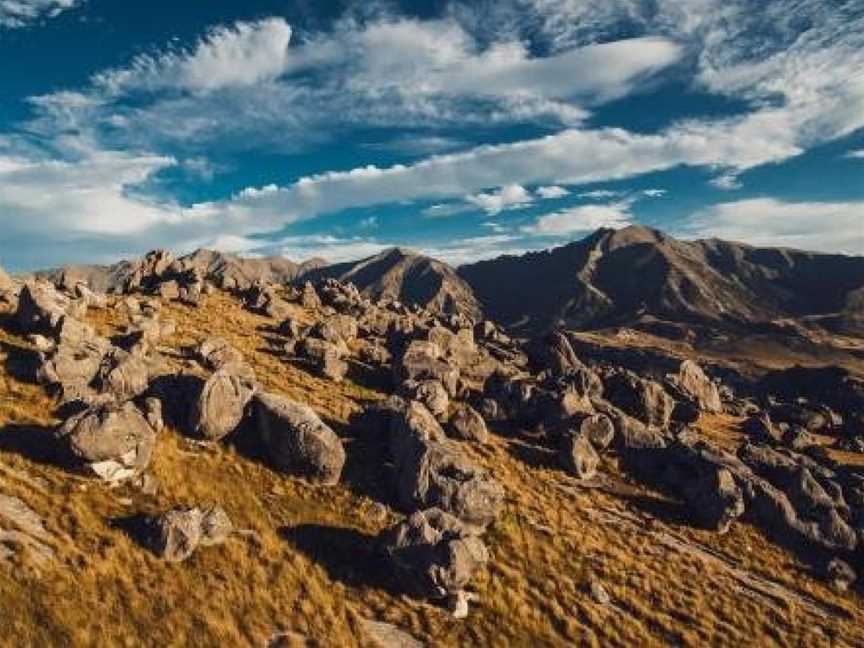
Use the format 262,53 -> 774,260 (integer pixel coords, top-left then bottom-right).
252,392 -> 346,485
15,281 -> 71,334
395,340 -> 460,397
379,507 -> 488,605
558,432 -> 600,479
57,401 -> 156,481
93,349 -> 151,402
526,330 -> 582,376
396,440 -> 504,530
189,369 -> 255,441
667,360 -> 722,413
447,404 -> 489,444
603,370 -> 674,428
400,380 -> 449,420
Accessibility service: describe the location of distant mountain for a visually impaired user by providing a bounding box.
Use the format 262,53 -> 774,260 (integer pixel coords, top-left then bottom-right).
303,247 -> 483,320
34,249 -> 323,294
458,225 -> 864,336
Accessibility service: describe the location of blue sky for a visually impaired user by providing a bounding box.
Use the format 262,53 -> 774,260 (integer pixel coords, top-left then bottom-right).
0,0 -> 862,271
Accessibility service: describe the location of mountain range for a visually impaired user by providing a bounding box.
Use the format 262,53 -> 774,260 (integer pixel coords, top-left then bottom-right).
29,225 -> 864,337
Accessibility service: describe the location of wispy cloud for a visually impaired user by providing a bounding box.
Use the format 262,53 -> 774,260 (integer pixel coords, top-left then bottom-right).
683,198 -> 864,254
521,202 -> 632,236
536,185 -> 570,199
0,0 -> 81,28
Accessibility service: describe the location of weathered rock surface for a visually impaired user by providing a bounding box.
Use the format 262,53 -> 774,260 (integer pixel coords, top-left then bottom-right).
253,392 -> 346,485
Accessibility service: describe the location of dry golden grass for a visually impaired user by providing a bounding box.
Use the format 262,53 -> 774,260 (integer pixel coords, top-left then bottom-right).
0,293 -> 863,646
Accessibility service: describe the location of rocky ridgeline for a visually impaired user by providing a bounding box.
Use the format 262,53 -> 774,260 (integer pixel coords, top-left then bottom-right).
2,250 -> 864,611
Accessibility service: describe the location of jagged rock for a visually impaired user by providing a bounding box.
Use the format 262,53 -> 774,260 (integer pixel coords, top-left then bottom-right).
253,392 -> 346,485
558,432 -> 600,479
770,403 -> 829,432
148,505 -> 232,562
151,507 -> 202,562
298,337 -> 348,382
396,340 -> 460,397
190,369 -> 255,441
379,507 -> 488,604
781,426 -> 817,450
401,380 -> 449,419
15,281 -> 71,334
689,466 -> 745,534
36,332 -> 113,403
667,360 -> 722,413
94,349 -> 151,402
575,413 -> 615,451
195,337 -> 245,371
277,317 -> 306,339
447,404 -> 489,444
73,283 -> 107,309
526,330 -> 582,376
742,413 -> 781,443
300,282 -> 321,309
396,440 -> 504,529
603,370 -> 674,428
311,314 -> 358,344
57,401 -> 156,481
382,398 -> 447,464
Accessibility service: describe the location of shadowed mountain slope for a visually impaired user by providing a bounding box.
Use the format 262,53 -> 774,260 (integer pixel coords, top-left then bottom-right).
458,226 -> 864,335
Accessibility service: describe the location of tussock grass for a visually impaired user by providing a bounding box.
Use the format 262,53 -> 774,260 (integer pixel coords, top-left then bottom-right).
0,294 -> 862,646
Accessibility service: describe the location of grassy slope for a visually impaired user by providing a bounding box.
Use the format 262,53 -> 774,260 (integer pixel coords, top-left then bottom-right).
0,292 -> 862,647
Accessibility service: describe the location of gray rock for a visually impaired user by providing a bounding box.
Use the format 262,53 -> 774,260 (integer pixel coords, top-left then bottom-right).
151,507 -> 203,562
94,349 -> 151,402
15,281 -> 70,334
57,401 -> 156,480
401,380 -> 449,419
379,507 -> 488,601
603,370 -> 674,428
447,403 -> 489,444
190,369 -> 255,441
253,392 -> 346,485
667,360 -> 722,413
396,440 -> 504,530
559,432 -> 600,479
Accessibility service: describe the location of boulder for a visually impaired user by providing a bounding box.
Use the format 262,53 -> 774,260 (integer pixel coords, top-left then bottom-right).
558,432 -> 600,479
15,281 -> 71,334
379,507 -> 488,604
190,369 -> 255,441
94,349 -> 151,402
396,440 -> 504,529
603,370 -> 674,428
667,360 -> 722,413
401,380 -> 449,420
396,341 -> 460,397
253,392 -> 346,485
447,404 -> 489,444
194,337 -> 245,372
526,330 -> 582,376
57,401 -> 156,481
300,282 -> 321,309
148,505 -> 232,562
575,413 -> 615,451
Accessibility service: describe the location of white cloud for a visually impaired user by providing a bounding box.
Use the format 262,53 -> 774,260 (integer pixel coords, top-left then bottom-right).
467,184 -> 533,214
521,202 -> 632,236
0,0 -> 80,28
845,149 -> 864,160
578,189 -> 622,200
363,135 -> 469,155
642,188 -> 667,198
536,185 -> 570,199
683,198 -> 864,254
94,18 -> 293,94
709,173 -> 742,190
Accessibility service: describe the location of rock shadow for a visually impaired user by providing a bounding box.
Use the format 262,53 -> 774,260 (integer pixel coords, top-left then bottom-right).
279,523 -> 402,595
0,339 -> 41,384
0,422 -> 73,470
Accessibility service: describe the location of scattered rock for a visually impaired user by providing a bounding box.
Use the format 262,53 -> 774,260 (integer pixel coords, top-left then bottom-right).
447,403 -> 489,444
253,392 -> 346,485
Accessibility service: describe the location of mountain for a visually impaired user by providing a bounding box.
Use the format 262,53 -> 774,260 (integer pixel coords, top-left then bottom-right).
303,246 -> 483,320
458,225 -> 864,335
34,249 -> 323,294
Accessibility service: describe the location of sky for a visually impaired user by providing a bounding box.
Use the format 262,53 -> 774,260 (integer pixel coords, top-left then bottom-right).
0,0 -> 862,272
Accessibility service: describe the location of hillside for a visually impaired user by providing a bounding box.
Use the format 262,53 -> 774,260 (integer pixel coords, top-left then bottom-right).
458,226 -> 864,336
1,258 -> 864,645
304,247 -> 483,321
